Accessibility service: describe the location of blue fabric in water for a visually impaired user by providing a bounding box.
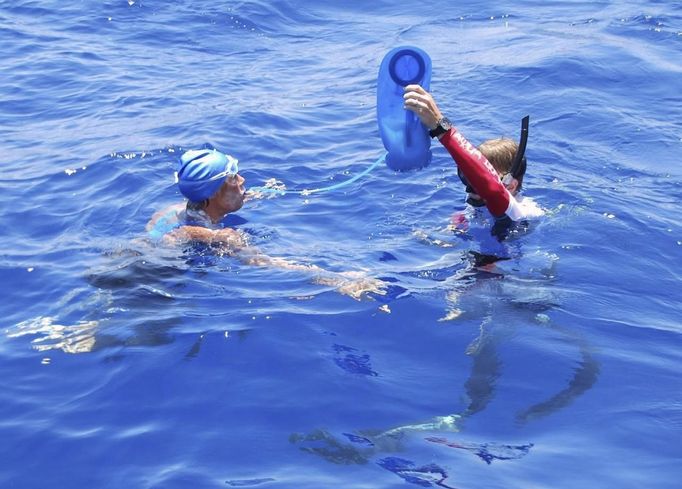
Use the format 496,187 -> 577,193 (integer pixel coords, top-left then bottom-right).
148,208 -> 181,241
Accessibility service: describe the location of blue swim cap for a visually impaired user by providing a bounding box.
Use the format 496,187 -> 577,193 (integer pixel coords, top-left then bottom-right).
176,149 -> 238,202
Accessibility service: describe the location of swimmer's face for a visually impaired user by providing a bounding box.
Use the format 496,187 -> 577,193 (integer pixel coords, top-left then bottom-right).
217,173 -> 246,212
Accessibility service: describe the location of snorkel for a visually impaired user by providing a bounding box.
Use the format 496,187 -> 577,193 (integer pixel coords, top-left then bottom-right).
458,115 -> 530,206
510,115 -> 529,190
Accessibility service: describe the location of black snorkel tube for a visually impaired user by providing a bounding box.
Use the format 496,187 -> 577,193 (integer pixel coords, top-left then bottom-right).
458,115 -> 530,207
510,115 -> 529,189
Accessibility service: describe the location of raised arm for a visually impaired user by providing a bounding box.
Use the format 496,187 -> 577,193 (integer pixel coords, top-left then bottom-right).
403,85 -> 513,218
437,129 -> 512,217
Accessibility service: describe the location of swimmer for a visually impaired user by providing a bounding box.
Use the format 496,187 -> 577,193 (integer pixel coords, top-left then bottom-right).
147,148 -> 386,300
403,85 -> 543,239
147,149 -> 248,250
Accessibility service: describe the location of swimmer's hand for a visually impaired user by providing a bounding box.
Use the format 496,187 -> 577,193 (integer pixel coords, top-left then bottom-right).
315,271 -> 388,301
403,84 -> 444,130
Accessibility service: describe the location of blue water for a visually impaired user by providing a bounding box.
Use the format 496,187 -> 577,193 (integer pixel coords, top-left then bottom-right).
1,1 -> 681,487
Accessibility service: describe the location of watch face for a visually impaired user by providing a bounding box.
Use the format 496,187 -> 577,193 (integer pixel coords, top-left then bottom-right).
429,117 -> 453,138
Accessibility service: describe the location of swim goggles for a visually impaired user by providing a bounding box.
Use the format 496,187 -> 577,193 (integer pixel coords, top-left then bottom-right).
207,154 -> 239,181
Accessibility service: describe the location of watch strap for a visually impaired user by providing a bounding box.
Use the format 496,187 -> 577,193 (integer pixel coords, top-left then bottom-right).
429,117 -> 452,139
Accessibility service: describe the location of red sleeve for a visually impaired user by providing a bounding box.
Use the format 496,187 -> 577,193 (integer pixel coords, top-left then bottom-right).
439,128 -> 511,217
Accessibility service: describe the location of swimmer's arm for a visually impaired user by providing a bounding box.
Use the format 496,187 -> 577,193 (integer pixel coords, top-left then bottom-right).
403,85 -> 512,217
164,226 -> 247,248
162,226 -> 385,299
236,247 -> 326,273
438,129 -> 512,217
236,248 -> 386,300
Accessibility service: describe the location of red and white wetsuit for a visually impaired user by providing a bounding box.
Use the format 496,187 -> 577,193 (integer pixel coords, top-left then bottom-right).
440,127 -> 531,221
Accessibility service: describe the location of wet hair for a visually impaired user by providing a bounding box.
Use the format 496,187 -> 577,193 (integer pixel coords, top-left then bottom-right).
186,199 -> 208,212
478,138 -> 518,175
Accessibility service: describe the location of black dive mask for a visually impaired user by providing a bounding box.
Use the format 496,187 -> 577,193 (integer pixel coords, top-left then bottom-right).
458,115 -> 529,207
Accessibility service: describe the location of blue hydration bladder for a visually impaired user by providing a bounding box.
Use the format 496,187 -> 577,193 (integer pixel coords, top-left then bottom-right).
377,46 -> 432,171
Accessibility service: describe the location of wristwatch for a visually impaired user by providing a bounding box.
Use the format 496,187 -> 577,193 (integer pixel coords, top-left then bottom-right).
428,117 -> 452,139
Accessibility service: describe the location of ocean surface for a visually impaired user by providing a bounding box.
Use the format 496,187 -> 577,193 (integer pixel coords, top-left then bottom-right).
1,1 -> 681,487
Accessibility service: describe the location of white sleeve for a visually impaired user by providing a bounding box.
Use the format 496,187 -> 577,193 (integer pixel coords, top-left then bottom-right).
505,195 -> 544,221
